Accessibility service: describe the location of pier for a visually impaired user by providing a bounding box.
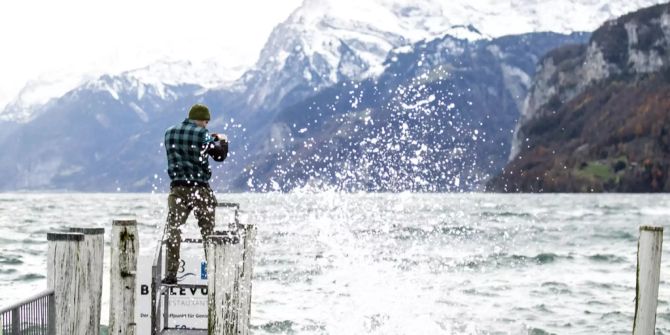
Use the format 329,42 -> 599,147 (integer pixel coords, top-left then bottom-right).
0,202 -> 255,335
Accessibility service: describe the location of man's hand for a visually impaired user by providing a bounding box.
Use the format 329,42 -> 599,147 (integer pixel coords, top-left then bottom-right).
212,133 -> 228,143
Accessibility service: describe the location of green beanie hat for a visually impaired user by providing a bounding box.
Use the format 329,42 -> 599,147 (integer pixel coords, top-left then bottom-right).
188,104 -> 211,121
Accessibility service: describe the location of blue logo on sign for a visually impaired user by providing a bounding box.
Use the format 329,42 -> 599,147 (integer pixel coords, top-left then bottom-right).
201,261 -> 207,280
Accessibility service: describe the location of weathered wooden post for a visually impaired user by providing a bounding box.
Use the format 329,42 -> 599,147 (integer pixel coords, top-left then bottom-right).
207,229 -> 255,335
109,220 -> 139,335
238,224 -> 256,333
69,227 -> 105,335
633,225 -> 664,335
47,232 -> 84,335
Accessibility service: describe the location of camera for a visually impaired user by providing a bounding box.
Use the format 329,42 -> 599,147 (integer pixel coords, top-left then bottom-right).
213,134 -> 228,143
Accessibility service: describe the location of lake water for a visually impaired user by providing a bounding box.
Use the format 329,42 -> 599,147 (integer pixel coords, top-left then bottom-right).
0,193 -> 669,334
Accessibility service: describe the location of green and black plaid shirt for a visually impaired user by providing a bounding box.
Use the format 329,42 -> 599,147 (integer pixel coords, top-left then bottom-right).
164,118 -> 219,184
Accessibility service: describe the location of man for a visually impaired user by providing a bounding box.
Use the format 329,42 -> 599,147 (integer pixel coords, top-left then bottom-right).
163,103 -> 228,284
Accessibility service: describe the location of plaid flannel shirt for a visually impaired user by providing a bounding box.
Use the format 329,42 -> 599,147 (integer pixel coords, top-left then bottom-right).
164,118 -> 217,184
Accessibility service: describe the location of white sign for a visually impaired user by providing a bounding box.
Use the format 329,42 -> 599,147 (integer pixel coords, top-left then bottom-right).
135,245 -> 208,333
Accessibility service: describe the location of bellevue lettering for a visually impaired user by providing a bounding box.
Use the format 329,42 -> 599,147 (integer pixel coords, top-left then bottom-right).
168,287 -> 208,295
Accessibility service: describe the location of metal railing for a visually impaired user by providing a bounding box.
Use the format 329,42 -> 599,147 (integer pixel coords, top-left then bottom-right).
151,232 -> 209,335
151,202 -> 240,335
0,289 -> 55,335
151,237 -> 164,335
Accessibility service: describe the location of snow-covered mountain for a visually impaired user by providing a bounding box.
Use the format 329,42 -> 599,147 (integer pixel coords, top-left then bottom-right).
3,0 -> 665,123
430,0 -> 667,37
239,0 -> 483,113
0,58 -> 244,123
0,71 -> 94,123
237,0 -> 666,114
0,0 -> 667,191
122,59 -> 244,91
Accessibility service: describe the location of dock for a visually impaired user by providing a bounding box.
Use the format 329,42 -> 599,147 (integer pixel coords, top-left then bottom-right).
0,202 -> 256,335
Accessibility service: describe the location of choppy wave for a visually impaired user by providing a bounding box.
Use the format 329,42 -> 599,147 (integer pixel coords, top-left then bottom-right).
528,328 -> 554,335
480,211 -> 534,218
0,255 -> 22,265
14,273 -> 45,281
456,252 -> 572,270
588,254 -> 627,263
540,281 -> 571,294
257,320 -> 296,333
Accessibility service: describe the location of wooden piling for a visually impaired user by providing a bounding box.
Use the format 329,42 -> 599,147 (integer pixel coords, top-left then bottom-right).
633,225 -> 664,335
69,227 -> 105,335
109,220 -> 138,335
47,232 -> 84,335
207,231 -> 249,335
238,224 -> 256,334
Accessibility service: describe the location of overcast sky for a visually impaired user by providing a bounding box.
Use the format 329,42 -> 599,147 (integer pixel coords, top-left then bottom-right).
0,0 -> 303,107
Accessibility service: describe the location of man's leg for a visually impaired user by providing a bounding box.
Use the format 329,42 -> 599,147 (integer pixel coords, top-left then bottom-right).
193,186 -> 217,260
165,186 -> 191,282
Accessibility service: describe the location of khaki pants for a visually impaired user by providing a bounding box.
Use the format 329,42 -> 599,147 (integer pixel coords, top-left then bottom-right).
165,185 -> 217,279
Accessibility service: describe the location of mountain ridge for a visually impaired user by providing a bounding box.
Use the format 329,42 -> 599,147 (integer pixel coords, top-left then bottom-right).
0,0 -> 665,191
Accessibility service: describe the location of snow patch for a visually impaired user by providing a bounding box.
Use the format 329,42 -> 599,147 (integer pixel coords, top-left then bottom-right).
0,72 -> 93,123
400,94 -> 435,110
129,102 -> 149,123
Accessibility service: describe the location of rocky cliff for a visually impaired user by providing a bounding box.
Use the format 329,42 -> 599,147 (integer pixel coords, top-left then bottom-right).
488,3 -> 670,192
